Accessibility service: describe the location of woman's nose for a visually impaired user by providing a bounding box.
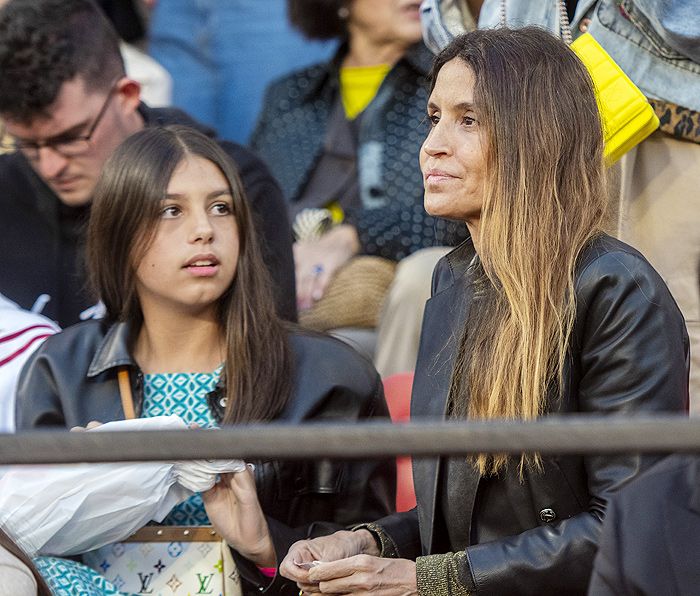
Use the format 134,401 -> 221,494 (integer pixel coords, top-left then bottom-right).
422,123 -> 451,157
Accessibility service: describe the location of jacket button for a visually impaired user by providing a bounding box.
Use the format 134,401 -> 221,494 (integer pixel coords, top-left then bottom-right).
539,508 -> 557,523
219,397 -> 228,407
579,17 -> 592,33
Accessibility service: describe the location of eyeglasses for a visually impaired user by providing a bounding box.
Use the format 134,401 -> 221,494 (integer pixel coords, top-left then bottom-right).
12,83 -> 117,162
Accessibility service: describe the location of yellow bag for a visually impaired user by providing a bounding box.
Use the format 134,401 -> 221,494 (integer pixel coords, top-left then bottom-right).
570,32 -> 659,164
500,0 -> 660,164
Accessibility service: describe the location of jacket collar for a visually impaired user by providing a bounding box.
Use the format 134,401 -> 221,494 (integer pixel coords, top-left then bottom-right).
440,238 -> 476,290
87,320 -> 136,377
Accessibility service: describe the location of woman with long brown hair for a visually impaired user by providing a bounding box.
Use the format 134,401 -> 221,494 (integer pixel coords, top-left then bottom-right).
280,27 -> 689,594
15,125 -> 394,595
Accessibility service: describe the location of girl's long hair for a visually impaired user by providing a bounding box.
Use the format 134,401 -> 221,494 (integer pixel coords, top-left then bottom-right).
87,125 -> 292,423
436,28 -> 608,475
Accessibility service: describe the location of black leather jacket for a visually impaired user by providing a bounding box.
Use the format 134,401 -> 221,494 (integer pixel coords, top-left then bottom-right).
16,321 -> 395,595
378,234 -> 689,595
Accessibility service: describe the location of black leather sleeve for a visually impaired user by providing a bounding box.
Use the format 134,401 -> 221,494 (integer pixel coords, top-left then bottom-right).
236,339 -> 397,594
15,322 -> 125,430
462,247 -> 689,595
15,343 -> 67,429
372,508 -> 422,560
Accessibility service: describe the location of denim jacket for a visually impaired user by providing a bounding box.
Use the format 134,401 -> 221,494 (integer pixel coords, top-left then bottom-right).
476,0 -> 700,112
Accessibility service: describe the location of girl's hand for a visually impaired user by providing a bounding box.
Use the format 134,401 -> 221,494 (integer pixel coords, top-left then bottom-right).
308,555 -> 417,595
280,530 -> 380,593
294,224 -> 360,311
201,466 -> 275,567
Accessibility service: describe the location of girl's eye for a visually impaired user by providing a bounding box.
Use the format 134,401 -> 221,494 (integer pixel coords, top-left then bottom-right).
428,113 -> 440,126
161,205 -> 181,218
211,202 -> 232,215
462,115 -> 476,127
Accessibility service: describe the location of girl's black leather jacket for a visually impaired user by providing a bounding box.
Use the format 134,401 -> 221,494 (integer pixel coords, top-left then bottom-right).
16,323 -> 395,595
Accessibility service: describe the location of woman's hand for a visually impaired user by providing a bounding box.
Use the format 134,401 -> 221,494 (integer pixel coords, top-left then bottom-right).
201,466 -> 276,567
308,555 -> 417,595
280,529 -> 380,593
294,224 -> 360,311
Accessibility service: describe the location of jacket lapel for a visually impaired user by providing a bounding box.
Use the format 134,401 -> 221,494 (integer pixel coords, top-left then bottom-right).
411,242 -> 479,553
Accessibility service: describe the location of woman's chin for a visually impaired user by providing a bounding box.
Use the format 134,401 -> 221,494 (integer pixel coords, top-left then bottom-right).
424,200 -> 463,221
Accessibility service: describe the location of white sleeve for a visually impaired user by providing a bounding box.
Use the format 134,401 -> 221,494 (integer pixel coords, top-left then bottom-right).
0,545 -> 37,596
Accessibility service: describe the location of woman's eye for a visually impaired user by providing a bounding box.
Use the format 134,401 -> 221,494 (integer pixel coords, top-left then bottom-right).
161,205 -> 181,218
428,114 -> 440,126
462,116 -> 476,126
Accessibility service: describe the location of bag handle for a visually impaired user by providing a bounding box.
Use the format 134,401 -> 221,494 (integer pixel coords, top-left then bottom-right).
500,0 -> 573,44
117,367 -> 136,420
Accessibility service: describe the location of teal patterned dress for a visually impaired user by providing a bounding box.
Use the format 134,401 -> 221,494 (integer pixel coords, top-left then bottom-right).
34,367 -> 222,596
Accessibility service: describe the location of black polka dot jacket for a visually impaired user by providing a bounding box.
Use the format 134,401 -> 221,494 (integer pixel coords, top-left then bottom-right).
250,42 -> 468,262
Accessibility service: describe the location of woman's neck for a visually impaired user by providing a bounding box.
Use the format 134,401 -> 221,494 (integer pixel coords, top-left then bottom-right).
343,29 -> 410,67
133,307 -> 224,374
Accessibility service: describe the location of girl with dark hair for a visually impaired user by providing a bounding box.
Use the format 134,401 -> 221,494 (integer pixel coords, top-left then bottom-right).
15,125 -> 394,595
279,27 -> 688,595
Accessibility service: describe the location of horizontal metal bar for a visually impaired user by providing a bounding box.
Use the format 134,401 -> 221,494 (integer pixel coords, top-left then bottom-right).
0,416 -> 698,465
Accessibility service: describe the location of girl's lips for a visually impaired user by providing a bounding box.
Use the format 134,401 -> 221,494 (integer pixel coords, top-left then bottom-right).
183,253 -> 219,268
185,264 -> 220,277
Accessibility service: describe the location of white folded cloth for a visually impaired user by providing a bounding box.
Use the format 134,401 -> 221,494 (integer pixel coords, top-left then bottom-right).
0,416 -> 246,556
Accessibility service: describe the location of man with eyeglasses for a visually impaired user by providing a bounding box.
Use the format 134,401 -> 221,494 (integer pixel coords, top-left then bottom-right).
0,0 -> 297,326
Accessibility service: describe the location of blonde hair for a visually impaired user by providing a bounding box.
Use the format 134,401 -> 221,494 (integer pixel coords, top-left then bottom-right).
435,28 -> 609,475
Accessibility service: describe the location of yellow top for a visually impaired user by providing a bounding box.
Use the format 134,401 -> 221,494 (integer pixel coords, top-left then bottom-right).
340,63 -> 391,120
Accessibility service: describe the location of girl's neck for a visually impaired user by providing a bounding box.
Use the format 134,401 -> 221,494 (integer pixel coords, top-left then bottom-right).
343,30 -> 409,68
133,307 -> 224,374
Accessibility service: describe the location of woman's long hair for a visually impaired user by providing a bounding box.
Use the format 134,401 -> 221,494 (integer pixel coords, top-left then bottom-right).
87,125 -> 292,424
436,28 -> 608,475
0,527 -> 51,595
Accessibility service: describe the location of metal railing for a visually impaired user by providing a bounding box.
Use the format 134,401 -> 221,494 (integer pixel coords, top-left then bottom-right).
1,415 -> 698,465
